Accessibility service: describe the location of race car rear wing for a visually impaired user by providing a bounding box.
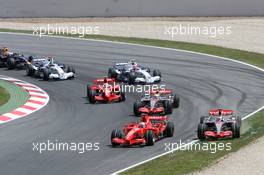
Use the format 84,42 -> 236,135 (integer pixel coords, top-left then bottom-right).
149,89 -> 172,95
141,115 -> 168,122
209,109 -> 233,116
93,78 -> 115,83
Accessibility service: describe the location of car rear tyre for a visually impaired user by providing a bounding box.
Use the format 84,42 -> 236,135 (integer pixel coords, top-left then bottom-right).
133,101 -> 143,116
145,130 -> 155,146
197,123 -> 206,140
235,116 -> 242,127
7,57 -> 15,70
172,94 -> 180,108
164,121 -> 174,137
108,68 -> 117,79
67,66 -> 75,73
232,122 -> 240,138
87,86 -> 91,98
89,90 -> 97,104
26,65 -> 34,76
119,91 -> 126,102
42,68 -> 50,81
200,116 -> 206,124
163,100 -> 173,115
153,69 -> 161,77
128,73 -> 136,85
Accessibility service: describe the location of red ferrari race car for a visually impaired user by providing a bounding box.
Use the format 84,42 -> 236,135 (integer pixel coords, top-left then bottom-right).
197,109 -> 241,140
111,115 -> 174,147
133,89 -> 180,116
87,77 -> 126,104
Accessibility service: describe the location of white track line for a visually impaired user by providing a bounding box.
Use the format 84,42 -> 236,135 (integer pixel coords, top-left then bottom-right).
0,32 -> 263,174
112,106 -> 264,175
0,32 -> 263,72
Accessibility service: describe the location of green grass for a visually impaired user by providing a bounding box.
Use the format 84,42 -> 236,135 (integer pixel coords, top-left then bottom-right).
1,28 -> 263,174
122,110 -> 264,175
0,80 -> 29,114
0,86 -> 10,106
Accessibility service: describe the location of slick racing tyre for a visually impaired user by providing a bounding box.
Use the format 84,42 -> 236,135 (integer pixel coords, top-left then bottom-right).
153,69 -> 161,77
235,116 -> 242,127
108,68 -> 117,79
133,101 -> 143,116
26,65 -> 35,76
128,73 -> 136,85
7,57 -> 15,70
89,90 -> 97,104
111,129 -> 123,146
43,68 -> 51,81
87,86 -> 91,98
197,123 -> 206,140
145,130 -> 155,146
200,116 -> 206,124
119,91 -> 126,102
232,122 -> 240,138
164,121 -> 174,137
172,94 -> 180,108
163,100 -> 173,115
67,66 -> 76,73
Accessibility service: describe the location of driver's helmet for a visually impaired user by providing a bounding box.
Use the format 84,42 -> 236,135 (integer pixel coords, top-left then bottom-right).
47,57 -> 51,62
28,56 -> 33,63
1,47 -> 9,58
47,57 -> 54,65
130,59 -> 138,67
2,47 -> 9,52
139,122 -> 146,128
153,90 -> 160,98
216,116 -> 224,122
130,59 -> 135,64
47,56 -> 53,61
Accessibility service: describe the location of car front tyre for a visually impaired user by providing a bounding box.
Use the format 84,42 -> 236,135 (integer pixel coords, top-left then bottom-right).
145,130 -> 155,146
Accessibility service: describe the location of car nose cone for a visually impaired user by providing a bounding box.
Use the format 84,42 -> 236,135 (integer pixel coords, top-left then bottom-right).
215,123 -> 222,135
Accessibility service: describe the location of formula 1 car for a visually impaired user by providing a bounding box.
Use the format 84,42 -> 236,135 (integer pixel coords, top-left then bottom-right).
111,115 -> 174,146
197,109 -> 241,140
30,57 -> 75,81
87,78 -> 126,104
133,89 -> 180,116
127,68 -> 161,84
0,48 -> 29,69
25,56 -> 69,78
42,65 -> 75,81
108,59 -> 161,84
108,59 -> 150,78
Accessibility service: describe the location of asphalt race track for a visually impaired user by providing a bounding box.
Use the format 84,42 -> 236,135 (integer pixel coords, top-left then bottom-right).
0,33 -> 263,175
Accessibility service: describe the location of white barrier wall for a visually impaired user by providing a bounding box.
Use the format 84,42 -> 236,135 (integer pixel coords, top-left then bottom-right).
0,0 -> 263,17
